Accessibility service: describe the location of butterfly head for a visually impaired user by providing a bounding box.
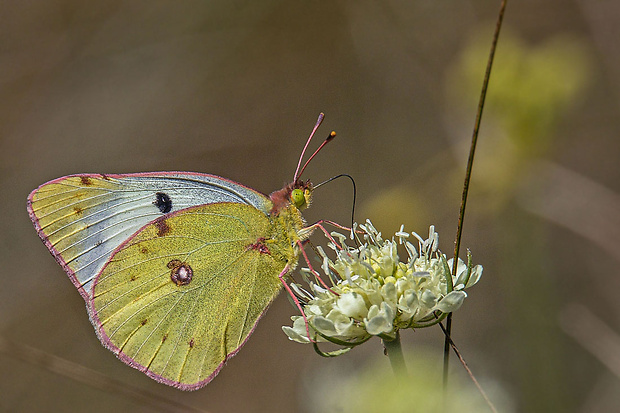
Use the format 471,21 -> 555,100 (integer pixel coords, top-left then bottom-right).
290,180 -> 313,210
269,180 -> 313,215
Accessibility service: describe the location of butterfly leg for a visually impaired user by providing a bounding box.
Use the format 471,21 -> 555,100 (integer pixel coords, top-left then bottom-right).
304,220 -> 349,250
314,219 -> 353,232
278,264 -> 316,343
295,240 -> 338,295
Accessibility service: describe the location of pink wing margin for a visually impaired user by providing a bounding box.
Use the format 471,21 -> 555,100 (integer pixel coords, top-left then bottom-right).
27,174 -> 97,302
85,203 -> 288,391
27,171 -> 271,303
27,172 -> 280,390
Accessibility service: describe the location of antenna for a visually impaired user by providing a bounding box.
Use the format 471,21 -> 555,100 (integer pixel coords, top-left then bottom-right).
293,113 -> 325,182
315,173 -> 357,230
296,131 -> 337,180
293,113 -> 337,182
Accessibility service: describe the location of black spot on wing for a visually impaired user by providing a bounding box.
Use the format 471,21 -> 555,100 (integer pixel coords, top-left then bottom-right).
154,192 -> 172,214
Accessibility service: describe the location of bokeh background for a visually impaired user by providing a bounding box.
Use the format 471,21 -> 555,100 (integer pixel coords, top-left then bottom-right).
2,1 -> 619,412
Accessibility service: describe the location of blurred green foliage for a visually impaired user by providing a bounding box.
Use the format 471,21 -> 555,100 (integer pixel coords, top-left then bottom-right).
446,29 -> 592,156
302,350 -> 513,413
360,29 -> 593,233
444,29 -> 593,210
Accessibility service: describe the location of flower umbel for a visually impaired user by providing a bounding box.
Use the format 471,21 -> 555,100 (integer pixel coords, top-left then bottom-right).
283,220 -> 482,354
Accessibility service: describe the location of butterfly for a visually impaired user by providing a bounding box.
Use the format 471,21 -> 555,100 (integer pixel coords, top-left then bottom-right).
27,114 -> 334,390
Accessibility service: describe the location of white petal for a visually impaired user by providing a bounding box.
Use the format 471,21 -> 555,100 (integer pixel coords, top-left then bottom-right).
435,291 -> 467,313
398,290 -> 418,310
366,317 -> 392,335
420,290 -> 438,308
282,326 -> 311,343
381,282 -> 397,304
282,317 -> 313,343
336,292 -> 368,319
466,265 -> 483,287
313,316 -> 337,335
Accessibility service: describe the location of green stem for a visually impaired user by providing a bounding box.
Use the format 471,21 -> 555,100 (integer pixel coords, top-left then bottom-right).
382,330 -> 408,377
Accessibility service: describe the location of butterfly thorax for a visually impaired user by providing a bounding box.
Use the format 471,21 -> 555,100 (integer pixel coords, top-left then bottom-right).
265,180 -> 314,268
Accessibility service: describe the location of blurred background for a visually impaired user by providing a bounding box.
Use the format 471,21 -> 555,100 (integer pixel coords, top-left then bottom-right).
1,0 -> 619,412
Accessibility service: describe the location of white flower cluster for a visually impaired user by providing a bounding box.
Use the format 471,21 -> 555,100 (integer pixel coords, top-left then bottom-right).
283,221 -> 482,344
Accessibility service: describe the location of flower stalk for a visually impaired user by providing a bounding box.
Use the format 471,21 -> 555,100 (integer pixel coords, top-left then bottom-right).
382,330 -> 408,377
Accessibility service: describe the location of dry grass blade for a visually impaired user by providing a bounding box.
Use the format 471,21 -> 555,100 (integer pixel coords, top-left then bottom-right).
0,336 -> 209,413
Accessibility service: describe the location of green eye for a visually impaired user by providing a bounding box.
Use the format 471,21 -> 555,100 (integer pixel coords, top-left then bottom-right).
290,189 -> 306,209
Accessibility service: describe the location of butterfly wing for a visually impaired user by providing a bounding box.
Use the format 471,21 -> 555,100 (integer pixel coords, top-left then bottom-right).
27,172 -> 271,301
89,202 -> 291,390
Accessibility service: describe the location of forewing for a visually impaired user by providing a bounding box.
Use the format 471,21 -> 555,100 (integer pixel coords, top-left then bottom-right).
90,202 -> 286,390
27,172 -> 271,300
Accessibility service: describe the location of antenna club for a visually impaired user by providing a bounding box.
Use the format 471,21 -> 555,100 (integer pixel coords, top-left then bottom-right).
327,131 -> 336,141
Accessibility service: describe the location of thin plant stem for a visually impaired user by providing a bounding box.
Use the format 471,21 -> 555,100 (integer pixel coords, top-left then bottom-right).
383,330 -> 408,377
443,0 -> 508,390
439,323 -> 499,413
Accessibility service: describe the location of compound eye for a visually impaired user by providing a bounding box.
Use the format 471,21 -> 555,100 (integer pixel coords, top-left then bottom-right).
290,188 -> 306,209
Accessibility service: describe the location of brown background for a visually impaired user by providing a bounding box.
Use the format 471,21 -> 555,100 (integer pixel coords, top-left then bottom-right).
2,1 -> 619,412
